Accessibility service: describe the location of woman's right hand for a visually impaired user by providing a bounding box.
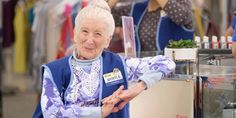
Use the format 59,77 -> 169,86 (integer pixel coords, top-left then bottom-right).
107,0 -> 119,8
101,85 -> 124,118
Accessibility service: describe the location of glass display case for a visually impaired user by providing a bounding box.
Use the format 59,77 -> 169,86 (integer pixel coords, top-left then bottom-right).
201,73 -> 236,118
198,49 -> 236,118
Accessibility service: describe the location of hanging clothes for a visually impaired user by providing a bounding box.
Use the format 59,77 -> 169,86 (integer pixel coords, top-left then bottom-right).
2,0 -> 18,48
29,0 -> 82,95
0,28 -> 2,69
0,2 -> 3,117
30,0 -> 81,63
0,1 -> 3,68
13,0 -> 35,74
56,1 -> 82,59
56,13 -> 74,59
0,64 -> 2,118
13,1 -> 28,74
31,0 -> 59,70
44,0 -> 69,62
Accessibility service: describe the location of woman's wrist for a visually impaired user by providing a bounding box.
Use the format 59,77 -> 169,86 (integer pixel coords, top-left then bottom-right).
137,81 -> 147,92
101,107 -> 107,118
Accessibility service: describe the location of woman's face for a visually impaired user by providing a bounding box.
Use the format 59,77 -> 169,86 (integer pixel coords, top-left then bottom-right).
75,17 -> 111,60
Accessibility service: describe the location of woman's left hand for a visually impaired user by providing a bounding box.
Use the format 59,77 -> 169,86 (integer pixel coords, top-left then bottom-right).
101,85 -> 124,117
102,81 -> 146,113
117,81 -> 147,110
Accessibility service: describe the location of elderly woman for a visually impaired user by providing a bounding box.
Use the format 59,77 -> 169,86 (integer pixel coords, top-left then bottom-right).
33,0 -> 175,118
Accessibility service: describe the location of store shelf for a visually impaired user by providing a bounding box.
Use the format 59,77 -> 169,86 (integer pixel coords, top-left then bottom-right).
198,49 -> 232,55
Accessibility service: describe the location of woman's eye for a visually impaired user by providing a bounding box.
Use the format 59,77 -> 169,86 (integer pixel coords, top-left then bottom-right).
96,33 -> 102,36
82,30 -> 88,33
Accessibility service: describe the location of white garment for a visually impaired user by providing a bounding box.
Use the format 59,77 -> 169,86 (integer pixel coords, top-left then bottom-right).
45,0 -> 64,62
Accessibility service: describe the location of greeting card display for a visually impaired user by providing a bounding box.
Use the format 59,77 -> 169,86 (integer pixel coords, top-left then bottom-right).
122,16 -> 136,57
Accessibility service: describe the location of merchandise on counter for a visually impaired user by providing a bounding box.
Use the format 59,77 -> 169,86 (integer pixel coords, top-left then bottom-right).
227,36 -> 233,49
220,36 -> 227,49
195,36 -> 202,49
211,36 -> 219,49
203,36 -> 210,49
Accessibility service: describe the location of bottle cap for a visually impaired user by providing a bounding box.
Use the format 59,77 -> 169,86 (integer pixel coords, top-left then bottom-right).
212,36 -> 218,42
203,36 -> 209,42
227,36 -> 232,42
195,36 -> 201,42
220,36 -> 226,42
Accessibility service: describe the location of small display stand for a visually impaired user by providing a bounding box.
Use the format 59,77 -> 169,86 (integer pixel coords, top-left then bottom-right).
164,48 -> 198,75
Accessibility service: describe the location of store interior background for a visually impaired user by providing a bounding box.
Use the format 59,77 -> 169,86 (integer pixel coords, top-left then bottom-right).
0,0 -> 236,118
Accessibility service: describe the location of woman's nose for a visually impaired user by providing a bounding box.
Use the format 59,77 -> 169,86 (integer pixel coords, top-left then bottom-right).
85,33 -> 95,44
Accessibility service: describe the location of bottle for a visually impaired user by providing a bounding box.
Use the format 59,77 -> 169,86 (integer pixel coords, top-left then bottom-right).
220,36 -> 227,49
211,36 -> 219,49
195,36 -> 202,48
203,36 -> 210,49
227,36 -> 233,49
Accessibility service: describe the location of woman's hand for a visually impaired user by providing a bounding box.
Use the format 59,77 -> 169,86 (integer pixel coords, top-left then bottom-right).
117,81 -> 146,110
232,42 -> 236,59
107,0 -> 119,8
101,85 -> 124,118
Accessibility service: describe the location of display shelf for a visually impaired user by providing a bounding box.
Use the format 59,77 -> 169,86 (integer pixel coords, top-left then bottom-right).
198,49 -> 232,55
197,52 -> 236,118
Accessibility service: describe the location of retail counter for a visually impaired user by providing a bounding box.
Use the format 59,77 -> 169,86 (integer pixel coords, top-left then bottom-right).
199,65 -> 236,118
129,50 -> 236,118
130,76 -> 194,118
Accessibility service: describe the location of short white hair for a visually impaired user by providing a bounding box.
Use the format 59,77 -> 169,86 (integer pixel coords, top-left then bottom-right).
74,0 -> 115,38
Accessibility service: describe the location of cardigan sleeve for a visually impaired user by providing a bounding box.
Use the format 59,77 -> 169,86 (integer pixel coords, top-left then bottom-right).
123,55 -> 175,88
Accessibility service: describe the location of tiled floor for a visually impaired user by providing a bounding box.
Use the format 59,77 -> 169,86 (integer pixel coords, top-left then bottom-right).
1,47 -> 39,118
1,70 -> 38,118
3,92 -> 37,118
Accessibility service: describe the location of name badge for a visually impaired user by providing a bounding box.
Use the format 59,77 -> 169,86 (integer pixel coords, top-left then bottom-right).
103,68 -> 124,86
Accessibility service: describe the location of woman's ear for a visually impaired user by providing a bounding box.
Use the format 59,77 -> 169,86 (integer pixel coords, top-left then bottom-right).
104,36 -> 112,48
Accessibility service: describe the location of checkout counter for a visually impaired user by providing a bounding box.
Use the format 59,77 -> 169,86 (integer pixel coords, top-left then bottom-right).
129,49 -> 236,118
130,75 -> 194,118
